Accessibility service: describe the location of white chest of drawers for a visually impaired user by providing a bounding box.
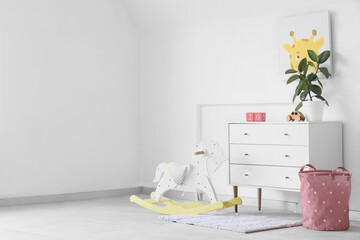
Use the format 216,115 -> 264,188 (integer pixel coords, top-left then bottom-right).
229,122 -> 342,211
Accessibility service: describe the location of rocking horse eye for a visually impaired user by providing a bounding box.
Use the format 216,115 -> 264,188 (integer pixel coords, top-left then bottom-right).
296,56 -> 300,60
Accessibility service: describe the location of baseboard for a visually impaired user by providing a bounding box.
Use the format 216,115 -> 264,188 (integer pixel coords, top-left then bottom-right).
349,210 -> 360,221
0,186 -> 142,207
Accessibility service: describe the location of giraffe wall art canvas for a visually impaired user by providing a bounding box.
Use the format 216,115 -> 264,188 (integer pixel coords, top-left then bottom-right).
278,11 -> 332,81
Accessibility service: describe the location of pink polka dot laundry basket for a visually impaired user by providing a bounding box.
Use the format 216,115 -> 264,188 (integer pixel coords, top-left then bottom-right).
299,164 -> 352,231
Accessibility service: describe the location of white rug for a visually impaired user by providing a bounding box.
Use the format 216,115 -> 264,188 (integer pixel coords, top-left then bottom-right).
159,212 -> 302,234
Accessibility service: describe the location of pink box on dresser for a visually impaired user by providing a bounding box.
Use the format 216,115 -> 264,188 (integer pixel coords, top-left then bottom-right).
254,113 -> 266,122
246,113 -> 254,122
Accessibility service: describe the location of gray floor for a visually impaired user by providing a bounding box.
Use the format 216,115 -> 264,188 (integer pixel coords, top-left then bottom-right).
0,194 -> 359,240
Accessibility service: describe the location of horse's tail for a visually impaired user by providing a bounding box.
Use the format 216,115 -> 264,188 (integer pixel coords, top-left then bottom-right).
153,163 -> 167,183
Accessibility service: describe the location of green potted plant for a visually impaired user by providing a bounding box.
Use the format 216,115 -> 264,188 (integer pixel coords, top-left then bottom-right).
285,49 -> 331,121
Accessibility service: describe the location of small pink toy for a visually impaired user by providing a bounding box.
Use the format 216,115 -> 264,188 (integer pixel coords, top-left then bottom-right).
246,113 -> 254,122
254,113 -> 266,122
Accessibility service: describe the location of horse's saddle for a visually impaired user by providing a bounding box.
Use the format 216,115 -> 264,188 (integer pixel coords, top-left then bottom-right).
168,162 -> 188,185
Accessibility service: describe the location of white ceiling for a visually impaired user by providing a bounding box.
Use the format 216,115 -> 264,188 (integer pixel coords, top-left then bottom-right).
122,0 -> 300,32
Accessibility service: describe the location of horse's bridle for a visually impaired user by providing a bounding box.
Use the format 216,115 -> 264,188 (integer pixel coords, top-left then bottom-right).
194,151 -> 205,156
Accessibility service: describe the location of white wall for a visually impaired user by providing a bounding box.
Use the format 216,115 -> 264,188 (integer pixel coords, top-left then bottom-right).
126,0 -> 360,210
1,0 -> 359,212
0,0 -> 139,197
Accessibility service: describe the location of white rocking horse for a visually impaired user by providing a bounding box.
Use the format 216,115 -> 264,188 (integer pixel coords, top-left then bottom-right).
130,140 -> 242,215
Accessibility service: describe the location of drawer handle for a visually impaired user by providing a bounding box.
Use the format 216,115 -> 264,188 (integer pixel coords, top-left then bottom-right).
244,153 -> 249,156
285,176 -> 290,179
285,154 -> 289,158
284,133 -> 289,136
244,133 -> 248,136
244,173 -> 249,177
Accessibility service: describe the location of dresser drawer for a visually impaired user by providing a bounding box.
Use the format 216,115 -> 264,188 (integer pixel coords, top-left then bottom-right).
230,165 -> 300,190
229,144 -> 309,167
229,124 -> 308,145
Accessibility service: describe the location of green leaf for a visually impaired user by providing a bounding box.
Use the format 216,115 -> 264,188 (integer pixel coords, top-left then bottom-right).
292,91 -> 297,103
299,75 -> 306,81
293,82 -> 304,102
315,95 -> 329,106
317,79 -> 323,88
308,61 -> 316,67
300,91 -> 308,101
307,73 -> 317,81
296,82 -> 305,94
287,75 -> 300,84
310,84 -> 322,95
298,58 -> 307,72
303,64 -> 309,76
308,50 -> 319,62
295,102 -> 303,111
302,82 -> 309,92
318,51 -> 330,64
285,69 -> 298,74
319,67 -> 331,78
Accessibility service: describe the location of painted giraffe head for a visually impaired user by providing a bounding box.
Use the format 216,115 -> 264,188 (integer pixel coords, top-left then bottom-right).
283,29 -> 324,72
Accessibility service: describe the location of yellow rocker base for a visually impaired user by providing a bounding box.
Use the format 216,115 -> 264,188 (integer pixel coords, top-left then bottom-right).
130,192 -> 242,215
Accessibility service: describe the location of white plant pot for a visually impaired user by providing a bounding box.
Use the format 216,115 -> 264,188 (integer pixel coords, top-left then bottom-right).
301,101 -> 325,122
